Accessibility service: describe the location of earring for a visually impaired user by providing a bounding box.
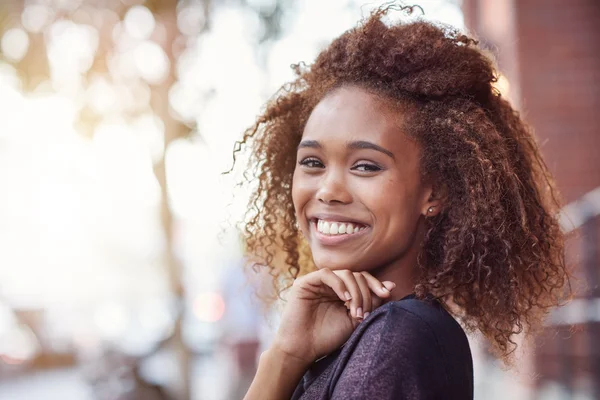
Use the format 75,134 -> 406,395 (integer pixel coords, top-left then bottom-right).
427,206 -> 435,214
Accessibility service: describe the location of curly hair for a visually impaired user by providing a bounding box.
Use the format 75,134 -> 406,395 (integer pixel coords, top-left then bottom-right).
231,5 -> 570,361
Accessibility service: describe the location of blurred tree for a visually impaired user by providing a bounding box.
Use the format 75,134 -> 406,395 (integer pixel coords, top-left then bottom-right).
0,0 -> 197,397
0,0 -> 286,398
146,0 -> 198,398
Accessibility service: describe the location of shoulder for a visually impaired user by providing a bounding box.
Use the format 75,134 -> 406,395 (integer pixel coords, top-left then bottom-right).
361,297 -> 473,386
351,299 -> 448,367
350,296 -> 473,380
330,297 -> 473,399
365,296 -> 467,345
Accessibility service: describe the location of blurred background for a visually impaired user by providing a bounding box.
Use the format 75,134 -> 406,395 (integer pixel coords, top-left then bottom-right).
0,0 -> 597,399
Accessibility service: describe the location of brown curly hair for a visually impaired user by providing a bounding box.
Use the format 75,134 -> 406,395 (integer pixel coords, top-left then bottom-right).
231,5 -> 570,361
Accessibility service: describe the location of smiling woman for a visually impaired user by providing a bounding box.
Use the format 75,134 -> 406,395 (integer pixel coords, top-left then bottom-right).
292,87 -> 432,294
233,4 -> 570,400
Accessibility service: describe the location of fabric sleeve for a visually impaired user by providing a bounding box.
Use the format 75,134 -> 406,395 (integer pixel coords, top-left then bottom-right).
331,306 -> 450,400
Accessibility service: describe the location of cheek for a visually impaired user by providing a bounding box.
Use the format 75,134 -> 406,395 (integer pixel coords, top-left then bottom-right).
358,178 -> 402,210
363,180 -> 420,229
291,171 -> 310,220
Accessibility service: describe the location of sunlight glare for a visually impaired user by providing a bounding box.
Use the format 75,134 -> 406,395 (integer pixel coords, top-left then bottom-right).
134,41 -> 170,84
1,28 -> 30,63
124,5 -> 156,40
46,20 -> 99,79
177,4 -> 207,36
22,4 -> 55,33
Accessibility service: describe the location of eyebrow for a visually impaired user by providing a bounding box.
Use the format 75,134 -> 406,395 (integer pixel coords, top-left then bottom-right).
297,140 -> 395,160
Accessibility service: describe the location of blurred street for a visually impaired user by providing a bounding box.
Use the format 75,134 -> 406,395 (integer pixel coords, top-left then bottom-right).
0,354 -> 231,400
0,0 -> 598,398
0,367 -> 92,399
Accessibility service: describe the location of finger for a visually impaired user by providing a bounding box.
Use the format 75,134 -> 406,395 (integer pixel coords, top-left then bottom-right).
353,272 -> 372,318
359,271 -> 396,299
297,268 -> 352,303
333,270 -> 363,319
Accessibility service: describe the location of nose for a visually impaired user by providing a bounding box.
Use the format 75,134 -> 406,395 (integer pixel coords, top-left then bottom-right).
316,169 -> 352,205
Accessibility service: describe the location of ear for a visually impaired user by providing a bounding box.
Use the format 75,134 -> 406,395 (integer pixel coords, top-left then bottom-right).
421,182 -> 447,217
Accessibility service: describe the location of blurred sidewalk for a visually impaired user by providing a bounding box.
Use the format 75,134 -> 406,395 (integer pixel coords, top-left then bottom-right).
0,367 -> 93,400
0,353 -> 233,400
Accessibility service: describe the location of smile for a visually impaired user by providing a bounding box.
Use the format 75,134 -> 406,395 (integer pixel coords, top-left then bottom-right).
316,219 -> 367,235
311,219 -> 370,246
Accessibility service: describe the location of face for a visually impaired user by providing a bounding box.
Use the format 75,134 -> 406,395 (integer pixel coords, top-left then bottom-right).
292,85 -> 437,275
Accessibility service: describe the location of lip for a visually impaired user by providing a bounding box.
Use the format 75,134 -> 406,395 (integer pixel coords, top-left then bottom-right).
310,219 -> 370,246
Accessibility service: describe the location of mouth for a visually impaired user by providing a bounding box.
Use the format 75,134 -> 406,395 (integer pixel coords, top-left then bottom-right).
313,218 -> 368,235
309,218 -> 370,246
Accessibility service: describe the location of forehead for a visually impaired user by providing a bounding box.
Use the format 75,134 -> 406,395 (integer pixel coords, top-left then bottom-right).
302,85 -> 412,150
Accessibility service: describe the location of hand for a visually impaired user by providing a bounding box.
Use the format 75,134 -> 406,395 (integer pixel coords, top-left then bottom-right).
271,268 -> 396,365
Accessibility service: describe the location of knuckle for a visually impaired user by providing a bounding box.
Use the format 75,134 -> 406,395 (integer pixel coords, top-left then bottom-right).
292,277 -> 304,287
361,271 -> 377,282
331,275 -> 345,288
320,268 -> 333,276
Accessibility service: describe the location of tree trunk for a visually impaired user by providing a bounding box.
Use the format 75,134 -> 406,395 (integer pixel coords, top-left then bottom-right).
151,0 -> 193,398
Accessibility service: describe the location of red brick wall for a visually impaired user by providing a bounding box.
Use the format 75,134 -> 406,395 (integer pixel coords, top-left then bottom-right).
462,0 -> 600,395
515,0 -> 600,204
464,0 -> 600,204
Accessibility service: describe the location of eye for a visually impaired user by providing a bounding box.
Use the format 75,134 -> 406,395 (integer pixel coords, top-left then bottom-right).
352,163 -> 382,172
298,157 -> 324,168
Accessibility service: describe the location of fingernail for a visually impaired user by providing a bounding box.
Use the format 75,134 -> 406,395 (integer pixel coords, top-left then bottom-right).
357,307 -> 363,318
364,312 -> 370,319
345,291 -> 352,301
381,286 -> 389,293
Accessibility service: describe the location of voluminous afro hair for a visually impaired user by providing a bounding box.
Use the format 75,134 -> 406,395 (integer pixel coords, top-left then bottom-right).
232,5 -> 570,361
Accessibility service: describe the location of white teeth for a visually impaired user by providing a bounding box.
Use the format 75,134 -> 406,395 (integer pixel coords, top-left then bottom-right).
316,219 -> 365,235
330,223 -> 339,234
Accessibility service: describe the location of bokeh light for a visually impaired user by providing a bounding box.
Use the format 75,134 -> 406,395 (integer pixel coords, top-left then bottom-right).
1,28 -> 29,62
21,4 -> 55,33
123,5 -> 155,40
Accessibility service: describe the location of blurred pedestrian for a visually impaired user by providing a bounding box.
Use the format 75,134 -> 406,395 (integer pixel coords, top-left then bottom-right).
219,259 -> 271,400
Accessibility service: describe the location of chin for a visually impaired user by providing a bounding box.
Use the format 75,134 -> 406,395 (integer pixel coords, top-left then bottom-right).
313,253 -> 361,272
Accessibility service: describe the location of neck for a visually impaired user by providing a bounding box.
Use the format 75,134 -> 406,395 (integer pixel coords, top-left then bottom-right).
371,220 -> 426,302
372,259 -> 418,302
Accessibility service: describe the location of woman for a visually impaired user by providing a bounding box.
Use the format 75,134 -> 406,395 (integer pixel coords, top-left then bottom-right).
233,5 -> 570,399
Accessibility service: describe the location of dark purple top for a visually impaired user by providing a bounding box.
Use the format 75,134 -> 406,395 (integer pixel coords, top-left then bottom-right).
290,294 -> 473,400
